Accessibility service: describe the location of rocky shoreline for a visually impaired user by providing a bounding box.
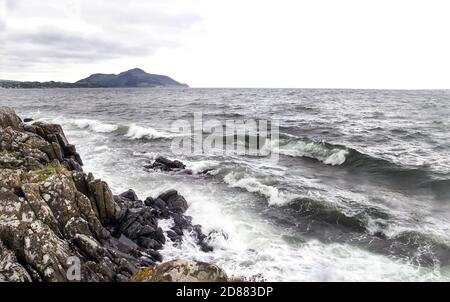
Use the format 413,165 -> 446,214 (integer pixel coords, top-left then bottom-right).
0,106 -> 229,282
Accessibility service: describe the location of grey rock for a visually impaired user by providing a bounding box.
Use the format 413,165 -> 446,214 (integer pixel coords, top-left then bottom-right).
131,260 -> 229,282
0,107 -> 216,282
0,106 -> 23,130
147,156 -> 187,172
119,189 -> 140,202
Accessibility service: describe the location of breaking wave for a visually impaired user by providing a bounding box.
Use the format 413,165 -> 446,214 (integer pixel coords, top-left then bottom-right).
71,118 -> 119,133
223,172 -> 292,206
273,139 -> 349,166
124,123 -> 168,140
185,160 -> 221,174
66,117 -> 173,140
272,136 -> 448,193
283,196 -> 390,233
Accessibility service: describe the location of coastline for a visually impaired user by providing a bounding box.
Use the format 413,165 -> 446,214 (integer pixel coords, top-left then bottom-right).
0,106 -> 228,282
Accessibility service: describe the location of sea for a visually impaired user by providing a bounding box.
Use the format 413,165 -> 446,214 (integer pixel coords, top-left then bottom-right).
1,87 -> 449,281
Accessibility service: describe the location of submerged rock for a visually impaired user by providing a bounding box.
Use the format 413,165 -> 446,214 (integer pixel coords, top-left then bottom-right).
0,106 -> 216,282
144,156 -> 214,175
146,189 -> 213,252
145,156 -> 187,172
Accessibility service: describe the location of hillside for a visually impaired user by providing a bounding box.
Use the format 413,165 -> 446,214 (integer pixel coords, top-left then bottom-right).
0,69 -> 188,88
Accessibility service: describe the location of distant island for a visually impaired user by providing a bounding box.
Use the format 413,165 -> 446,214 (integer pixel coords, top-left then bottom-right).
0,68 -> 189,88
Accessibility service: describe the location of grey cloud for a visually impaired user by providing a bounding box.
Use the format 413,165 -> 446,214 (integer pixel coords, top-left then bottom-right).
5,26 -> 177,63
81,0 -> 202,29
1,0 -> 202,77
4,0 -> 19,11
0,19 -> 5,33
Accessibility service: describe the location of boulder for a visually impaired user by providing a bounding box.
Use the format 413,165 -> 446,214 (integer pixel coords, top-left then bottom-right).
145,156 -> 186,172
0,106 -> 23,130
130,259 -> 229,282
119,189 -> 140,202
144,156 -> 218,176
157,190 -> 189,214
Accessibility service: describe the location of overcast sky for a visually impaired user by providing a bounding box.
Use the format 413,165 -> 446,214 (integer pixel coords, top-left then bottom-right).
1,0 -> 449,88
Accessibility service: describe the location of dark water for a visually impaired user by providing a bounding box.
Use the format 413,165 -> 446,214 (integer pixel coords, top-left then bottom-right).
1,88 -> 449,281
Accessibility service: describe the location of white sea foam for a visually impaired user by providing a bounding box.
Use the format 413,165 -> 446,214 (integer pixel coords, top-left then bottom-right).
273,139 -> 349,166
158,218 -> 175,232
72,118 -> 118,133
159,184 -> 447,282
125,123 -> 168,140
61,118 -> 449,282
323,149 -> 349,165
132,151 -> 160,160
223,172 -> 289,205
186,160 -> 221,174
93,145 -> 110,152
39,116 -> 173,142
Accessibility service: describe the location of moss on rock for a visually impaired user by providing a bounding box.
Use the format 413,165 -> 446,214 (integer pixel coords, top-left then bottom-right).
29,163 -> 70,183
130,260 -> 230,282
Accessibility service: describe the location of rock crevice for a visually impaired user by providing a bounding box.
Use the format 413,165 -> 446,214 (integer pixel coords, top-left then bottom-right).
0,106 -> 213,282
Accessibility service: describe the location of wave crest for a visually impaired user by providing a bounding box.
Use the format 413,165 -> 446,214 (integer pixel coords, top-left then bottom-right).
67,117 -> 172,140
224,172 -> 290,205
125,123 -> 168,140
273,139 -> 349,166
71,118 -> 119,133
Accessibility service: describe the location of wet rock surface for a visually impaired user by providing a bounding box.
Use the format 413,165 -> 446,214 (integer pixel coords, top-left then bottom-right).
0,106 -> 214,282
146,190 -> 213,252
146,156 -> 187,172
144,156 -> 214,176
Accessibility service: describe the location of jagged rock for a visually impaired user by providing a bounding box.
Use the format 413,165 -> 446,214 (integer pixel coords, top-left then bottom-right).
145,197 -> 169,218
193,225 -> 214,253
119,189 -> 139,202
144,190 -> 189,218
0,191 -> 73,281
145,156 -> 186,172
0,106 -> 23,130
166,230 -> 181,242
0,240 -> 33,282
130,260 -> 229,282
146,190 -> 213,252
144,156 -> 216,175
158,190 -> 189,214
117,205 -> 165,247
0,107 -> 217,282
85,174 -> 122,225
30,121 -> 83,168
137,237 -> 163,250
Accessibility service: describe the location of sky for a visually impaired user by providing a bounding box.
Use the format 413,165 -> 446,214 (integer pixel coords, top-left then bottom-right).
1,0 -> 450,89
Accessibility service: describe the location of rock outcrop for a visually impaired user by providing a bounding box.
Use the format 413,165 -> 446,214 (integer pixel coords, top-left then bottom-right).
144,156 -> 213,175
146,156 -> 187,172
0,106 -> 213,282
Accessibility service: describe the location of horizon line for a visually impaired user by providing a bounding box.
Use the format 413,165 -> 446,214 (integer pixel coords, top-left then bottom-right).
1,84 -> 450,91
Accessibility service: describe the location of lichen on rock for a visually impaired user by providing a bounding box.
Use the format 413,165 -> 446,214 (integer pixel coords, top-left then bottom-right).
0,106 -> 219,282
130,260 -> 230,282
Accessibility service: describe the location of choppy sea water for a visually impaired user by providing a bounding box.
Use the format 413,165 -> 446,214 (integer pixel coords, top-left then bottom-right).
1,88 -> 449,281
